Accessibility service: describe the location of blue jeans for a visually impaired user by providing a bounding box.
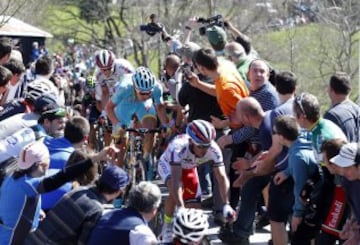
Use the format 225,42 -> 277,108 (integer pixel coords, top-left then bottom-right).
233,175 -> 271,238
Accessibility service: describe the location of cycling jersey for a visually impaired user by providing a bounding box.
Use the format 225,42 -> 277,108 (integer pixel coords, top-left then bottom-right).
111,74 -> 164,128
158,134 -> 223,180
95,58 -> 135,100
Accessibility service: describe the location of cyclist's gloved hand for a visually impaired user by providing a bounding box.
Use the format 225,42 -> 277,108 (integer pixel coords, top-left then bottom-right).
223,204 -> 236,222
112,123 -> 124,139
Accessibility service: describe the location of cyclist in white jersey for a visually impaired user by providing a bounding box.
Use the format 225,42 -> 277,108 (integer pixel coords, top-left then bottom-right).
94,49 -> 135,111
157,120 -> 236,243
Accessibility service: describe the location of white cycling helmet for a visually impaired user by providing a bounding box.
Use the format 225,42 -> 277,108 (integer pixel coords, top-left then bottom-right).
132,66 -> 156,92
173,208 -> 209,244
95,49 -> 115,70
26,80 -> 55,102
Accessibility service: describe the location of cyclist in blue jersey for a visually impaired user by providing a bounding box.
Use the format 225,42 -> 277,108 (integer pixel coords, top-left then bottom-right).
106,66 -> 169,166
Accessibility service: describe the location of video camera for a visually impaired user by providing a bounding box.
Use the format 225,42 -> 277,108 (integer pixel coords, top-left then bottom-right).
139,14 -> 172,42
197,14 -> 227,36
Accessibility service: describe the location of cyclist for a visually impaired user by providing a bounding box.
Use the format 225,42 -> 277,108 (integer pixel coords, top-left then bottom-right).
157,119 -> 236,243
82,76 -> 101,150
172,208 -> 210,245
106,66 -> 169,166
94,49 -> 135,147
94,49 -> 135,111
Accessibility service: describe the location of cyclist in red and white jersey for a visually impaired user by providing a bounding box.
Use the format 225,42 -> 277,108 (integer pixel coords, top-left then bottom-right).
94,49 -> 135,111
157,119 -> 236,243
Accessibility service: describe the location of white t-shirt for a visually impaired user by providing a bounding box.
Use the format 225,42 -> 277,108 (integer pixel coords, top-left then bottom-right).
5,83 -> 19,103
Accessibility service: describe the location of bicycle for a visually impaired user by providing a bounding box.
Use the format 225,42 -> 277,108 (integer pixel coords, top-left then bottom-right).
124,125 -> 162,187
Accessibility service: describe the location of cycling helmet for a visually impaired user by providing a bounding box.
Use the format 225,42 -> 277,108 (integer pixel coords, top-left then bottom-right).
85,76 -> 96,89
95,49 -> 115,70
25,80 -> 54,102
186,119 -> 216,146
132,66 -> 156,92
173,208 -> 209,244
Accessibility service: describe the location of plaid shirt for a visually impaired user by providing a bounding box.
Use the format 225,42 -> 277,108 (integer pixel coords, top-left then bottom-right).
24,186 -> 107,245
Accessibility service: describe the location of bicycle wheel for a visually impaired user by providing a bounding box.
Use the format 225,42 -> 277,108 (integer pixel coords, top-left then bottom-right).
135,159 -> 146,184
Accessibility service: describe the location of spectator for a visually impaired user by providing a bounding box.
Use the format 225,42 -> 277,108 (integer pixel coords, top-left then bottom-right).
87,181 -> 161,245
324,72 -> 360,143
30,41 -> 40,62
3,58 -> 27,102
273,115 -> 320,244
0,37 -> 12,65
293,92 -> 349,244
0,65 -> 12,106
33,55 -> 62,105
0,141 -> 113,244
224,41 -> 253,83
25,165 -> 129,245
41,116 -> 89,210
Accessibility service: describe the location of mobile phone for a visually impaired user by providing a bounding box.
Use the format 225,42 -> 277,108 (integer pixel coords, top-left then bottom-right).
182,66 -> 192,78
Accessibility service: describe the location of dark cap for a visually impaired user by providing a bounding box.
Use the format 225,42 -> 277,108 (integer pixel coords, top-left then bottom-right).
34,94 -> 59,114
206,26 -> 227,51
100,165 -> 129,190
39,107 -> 67,123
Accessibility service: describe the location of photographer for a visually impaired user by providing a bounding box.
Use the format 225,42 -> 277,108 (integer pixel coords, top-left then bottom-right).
184,16 -> 253,57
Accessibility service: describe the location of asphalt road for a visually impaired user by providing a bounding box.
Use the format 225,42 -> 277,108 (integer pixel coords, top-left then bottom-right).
154,180 -> 271,245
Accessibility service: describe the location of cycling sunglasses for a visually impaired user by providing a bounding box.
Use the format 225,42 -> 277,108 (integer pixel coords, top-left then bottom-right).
191,140 -> 211,149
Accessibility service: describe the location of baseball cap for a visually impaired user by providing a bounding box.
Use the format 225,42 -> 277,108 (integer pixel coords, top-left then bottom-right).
206,26 -> 227,51
99,165 -> 129,190
34,94 -> 59,114
330,142 -> 360,168
39,107 -> 67,123
177,42 -> 201,59
18,141 -> 50,170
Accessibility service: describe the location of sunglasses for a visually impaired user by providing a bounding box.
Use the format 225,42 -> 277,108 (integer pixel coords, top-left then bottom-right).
137,90 -> 152,96
101,67 -> 112,72
42,107 -> 67,117
295,93 -> 306,114
191,140 -> 211,149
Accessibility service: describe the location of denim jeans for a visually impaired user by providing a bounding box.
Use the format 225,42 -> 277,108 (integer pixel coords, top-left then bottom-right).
233,175 -> 271,238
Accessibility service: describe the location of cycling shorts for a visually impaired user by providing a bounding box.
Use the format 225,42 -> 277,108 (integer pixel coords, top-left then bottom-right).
157,160 -> 201,202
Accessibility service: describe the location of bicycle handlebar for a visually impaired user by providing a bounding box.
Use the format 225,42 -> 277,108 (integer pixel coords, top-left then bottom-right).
125,128 -> 162,134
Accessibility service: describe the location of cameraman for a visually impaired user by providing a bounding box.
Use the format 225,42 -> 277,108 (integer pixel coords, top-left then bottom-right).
184,17 -> 254,57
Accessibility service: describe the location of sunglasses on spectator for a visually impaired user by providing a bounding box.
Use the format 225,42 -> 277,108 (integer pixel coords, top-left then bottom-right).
295,93 -> 306,114
42,107 -> 67,117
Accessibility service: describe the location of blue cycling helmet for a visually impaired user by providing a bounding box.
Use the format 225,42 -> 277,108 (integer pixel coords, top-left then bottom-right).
132,66 -> 156,92
186,120 -> 216,146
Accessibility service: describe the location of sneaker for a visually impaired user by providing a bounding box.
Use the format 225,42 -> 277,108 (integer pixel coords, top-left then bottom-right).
218,229 -> 249,245
159,223 -> 173,243
201,196 -> 213,209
